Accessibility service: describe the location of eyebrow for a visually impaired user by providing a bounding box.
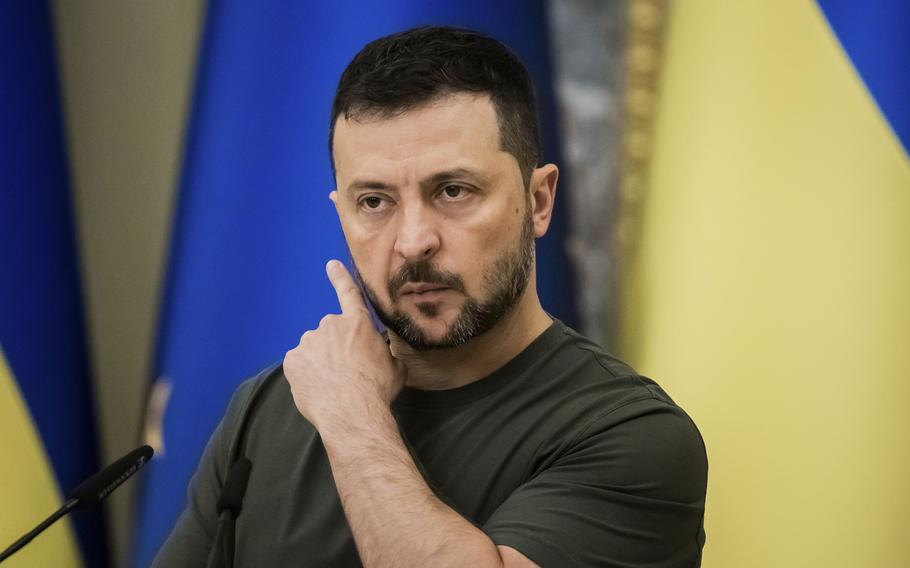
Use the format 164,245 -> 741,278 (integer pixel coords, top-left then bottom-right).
346,179 -> 393,192
422,167 -> 485,188
346,167 -> 486,193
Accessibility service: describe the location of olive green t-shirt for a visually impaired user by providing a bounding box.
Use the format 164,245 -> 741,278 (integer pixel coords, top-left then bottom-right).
154,320 -> 707,567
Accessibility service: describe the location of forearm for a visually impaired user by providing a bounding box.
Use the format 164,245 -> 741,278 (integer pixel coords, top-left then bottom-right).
319,404 -> 503,568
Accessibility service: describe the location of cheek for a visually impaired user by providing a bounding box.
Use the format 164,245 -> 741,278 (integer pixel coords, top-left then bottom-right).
475,196 -> 524,247
340,222 -> 392,292
350,242 -> 387,282
453,203 -> 521,283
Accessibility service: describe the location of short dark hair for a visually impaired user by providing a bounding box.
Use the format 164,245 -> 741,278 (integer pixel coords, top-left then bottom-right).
330,26 -> 541,185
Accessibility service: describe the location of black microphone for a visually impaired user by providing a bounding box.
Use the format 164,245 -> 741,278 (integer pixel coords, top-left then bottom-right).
0,445 -> 154,563
206,457 -> 252,568
217,457 -> 252,519
69,445 -> 154,509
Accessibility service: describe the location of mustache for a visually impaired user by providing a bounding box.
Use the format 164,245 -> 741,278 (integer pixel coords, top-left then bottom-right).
388,260 -> 466,297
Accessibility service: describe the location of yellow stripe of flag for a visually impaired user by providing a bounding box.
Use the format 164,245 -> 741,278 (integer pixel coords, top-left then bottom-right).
619,1 -> 910,566
0,349 -> 83,567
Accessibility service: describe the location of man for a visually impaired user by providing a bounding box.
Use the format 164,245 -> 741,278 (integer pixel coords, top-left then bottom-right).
154,26 -> 707,567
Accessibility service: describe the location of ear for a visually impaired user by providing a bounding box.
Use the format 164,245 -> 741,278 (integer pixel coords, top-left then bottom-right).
329,189 -> 341,216
528,163 -> 558,238
330,189 -> 349,238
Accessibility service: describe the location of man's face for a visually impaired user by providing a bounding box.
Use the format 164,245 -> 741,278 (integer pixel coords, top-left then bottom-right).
331,93 -> 535,350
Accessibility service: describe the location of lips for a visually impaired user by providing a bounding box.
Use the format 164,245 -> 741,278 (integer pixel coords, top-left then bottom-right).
399,282 -> 450,296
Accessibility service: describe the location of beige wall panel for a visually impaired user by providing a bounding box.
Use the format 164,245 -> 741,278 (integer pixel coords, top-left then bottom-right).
52,1 -> 205,564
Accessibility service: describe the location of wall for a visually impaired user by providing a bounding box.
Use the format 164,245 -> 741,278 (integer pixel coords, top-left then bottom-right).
51,1 -> 205,563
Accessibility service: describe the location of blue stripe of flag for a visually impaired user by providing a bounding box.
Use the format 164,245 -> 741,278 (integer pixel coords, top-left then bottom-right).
0,3 -> 108,567
817,0 -> 910,155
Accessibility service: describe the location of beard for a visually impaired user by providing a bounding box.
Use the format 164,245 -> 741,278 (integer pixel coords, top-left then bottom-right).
357,207 -> 535,351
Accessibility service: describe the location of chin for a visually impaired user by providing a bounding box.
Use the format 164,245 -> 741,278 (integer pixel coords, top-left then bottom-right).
408,303 -> 461,329
388,303 -> 463,347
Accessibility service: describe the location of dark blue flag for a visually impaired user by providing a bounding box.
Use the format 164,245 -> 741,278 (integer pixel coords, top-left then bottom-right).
0,3 -> 107,567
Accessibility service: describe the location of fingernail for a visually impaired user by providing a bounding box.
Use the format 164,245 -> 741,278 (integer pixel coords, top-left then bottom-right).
326,259 -> 341,273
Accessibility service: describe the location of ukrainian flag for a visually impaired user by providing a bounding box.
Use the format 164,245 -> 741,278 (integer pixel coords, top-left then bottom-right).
0,3 -> 108,567
130,3 -> 575,566
620,1 -> 909,566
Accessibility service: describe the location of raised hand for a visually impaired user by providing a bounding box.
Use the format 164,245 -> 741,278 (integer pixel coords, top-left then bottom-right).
283,260 -> 407,433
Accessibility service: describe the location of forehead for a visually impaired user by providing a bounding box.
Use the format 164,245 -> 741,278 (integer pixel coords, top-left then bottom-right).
332,93 -> 507,181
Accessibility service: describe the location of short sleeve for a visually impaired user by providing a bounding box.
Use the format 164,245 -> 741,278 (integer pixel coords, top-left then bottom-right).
151,373 -> 264,568
483,400 -> 708,567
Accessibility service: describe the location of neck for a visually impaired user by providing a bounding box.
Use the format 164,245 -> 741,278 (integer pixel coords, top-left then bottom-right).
388,290 -> 552,391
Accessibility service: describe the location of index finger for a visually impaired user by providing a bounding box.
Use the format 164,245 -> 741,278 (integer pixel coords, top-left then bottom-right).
326,259 -> 368,314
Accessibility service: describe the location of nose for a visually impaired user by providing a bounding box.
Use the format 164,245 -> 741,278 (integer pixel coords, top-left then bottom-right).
393,202 -> 440,263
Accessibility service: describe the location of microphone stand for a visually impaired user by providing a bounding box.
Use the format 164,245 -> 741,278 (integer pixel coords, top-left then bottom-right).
205,457 -> 251,568
0,499 -> 78,563
206,509 -> 237,568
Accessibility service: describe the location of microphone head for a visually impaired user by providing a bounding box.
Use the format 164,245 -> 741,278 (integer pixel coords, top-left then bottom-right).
69,445 -> 154,510
217,458 -> 252,517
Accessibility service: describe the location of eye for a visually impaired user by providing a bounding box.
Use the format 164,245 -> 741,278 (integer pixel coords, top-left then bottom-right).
358,194 -> 391,212
362,196 -> 383,209
440,184 -> 469,200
